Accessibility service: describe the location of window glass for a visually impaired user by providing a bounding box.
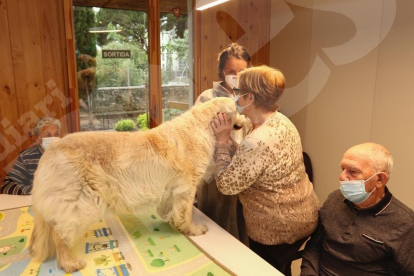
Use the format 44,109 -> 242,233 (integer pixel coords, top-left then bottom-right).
160,11 -> 191,121
73,7 -> 150,132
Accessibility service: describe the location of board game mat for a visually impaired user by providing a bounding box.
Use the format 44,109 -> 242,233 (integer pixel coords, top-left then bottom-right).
0,206 -> 233,276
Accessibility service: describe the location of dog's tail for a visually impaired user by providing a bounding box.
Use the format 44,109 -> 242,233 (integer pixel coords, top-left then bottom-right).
29,209 -> 55,261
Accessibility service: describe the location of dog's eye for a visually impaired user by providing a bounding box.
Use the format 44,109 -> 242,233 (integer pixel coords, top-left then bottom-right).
233,124 -> 242,130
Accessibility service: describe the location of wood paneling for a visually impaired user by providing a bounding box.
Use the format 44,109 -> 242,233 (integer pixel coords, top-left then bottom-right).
72,0 -> 188,14
0,0 -> 23,181
39,0 -> 71,135
0,0 -> 71,184
148,0 -> 162,127
195,0 -> 271,98
8,0 -> 46,146
193,6 -> 201,100
64,0 -> 81,132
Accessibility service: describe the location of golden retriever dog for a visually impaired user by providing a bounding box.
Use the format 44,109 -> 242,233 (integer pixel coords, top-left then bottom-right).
29,97 -> 244,273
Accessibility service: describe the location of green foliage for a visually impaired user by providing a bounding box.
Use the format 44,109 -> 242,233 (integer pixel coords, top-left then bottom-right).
160,13 -> 188,39
137,113 -> 149,130
96,9 -> 148,51
74,7 -> 97,59
171,30 -> 189,62
96,41 -> 148,88
114,119 -> 136,132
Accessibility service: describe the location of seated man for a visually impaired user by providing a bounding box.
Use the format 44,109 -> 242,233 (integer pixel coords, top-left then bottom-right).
301,143 -> 414,276
1,117 -> 61,195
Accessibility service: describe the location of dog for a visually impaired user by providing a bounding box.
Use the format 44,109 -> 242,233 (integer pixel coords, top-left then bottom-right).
29,97 -> 244,273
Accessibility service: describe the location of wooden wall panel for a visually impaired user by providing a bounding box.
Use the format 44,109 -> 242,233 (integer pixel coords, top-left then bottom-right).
39,0 -> 70,136
64,0 -> 81,133
195,0 -> 271,98
8,0 -> 47,146
0,0 -> 24,181
1,0 -> 72,185
149,0 -> 162,127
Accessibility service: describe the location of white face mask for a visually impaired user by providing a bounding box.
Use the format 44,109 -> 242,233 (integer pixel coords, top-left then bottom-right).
234,93 -> 251,114
339,172 -> 379,204
42,137 -> 60,149
224,72 -> 238,90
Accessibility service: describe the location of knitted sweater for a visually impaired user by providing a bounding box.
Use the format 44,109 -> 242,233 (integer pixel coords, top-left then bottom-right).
1,144 -> 43,195
215,111 -> 319,245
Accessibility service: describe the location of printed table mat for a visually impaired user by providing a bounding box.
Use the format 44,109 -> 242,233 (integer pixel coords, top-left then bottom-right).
0,206 -> 233,276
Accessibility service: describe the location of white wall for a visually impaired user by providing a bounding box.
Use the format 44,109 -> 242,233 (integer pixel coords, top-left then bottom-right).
269,0 -> 414,210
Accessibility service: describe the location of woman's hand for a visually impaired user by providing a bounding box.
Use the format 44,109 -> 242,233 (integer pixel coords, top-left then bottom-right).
210,112 -> 232,145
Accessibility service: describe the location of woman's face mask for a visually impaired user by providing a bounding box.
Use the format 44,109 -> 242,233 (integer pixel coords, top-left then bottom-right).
339,172 -> 379,204
223,71 -> 238,90
42,137 -> 60,149
234,93 -> 251,114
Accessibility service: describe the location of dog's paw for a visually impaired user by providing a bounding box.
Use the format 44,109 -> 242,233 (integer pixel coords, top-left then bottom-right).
187,223 -> 208,236
60,258 -> 86,273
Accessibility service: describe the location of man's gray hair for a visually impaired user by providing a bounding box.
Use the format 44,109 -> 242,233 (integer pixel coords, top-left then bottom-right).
33,117 -> 61,136
368,143 -> 394,176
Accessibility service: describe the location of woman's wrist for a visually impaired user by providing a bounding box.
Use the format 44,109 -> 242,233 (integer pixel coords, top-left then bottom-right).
216,141 -> 230,149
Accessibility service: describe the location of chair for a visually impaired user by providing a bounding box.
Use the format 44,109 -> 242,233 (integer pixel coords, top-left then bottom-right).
303,151 -> 313,183
280,151 -> 314,276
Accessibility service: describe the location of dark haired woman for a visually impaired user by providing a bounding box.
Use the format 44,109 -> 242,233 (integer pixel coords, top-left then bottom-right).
195,43 -> 252,245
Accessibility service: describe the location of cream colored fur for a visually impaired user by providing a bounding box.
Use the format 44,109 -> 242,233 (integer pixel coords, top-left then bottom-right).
29,97 -> 244,273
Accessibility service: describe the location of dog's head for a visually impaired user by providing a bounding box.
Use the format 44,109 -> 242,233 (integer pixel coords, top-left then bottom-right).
207,97 -> 246,130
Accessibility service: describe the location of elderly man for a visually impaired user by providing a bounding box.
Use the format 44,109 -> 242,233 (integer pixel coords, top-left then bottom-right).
301,143 -> 414,276
1,117 -> 61,195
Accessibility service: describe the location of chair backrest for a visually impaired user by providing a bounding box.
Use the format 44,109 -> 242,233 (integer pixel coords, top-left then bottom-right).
303,151 -> 313,184
167,101 -> 189,111
167,101 -> 189,119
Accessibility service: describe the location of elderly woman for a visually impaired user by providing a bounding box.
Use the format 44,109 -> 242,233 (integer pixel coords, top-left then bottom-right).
1,117 -> 61,195
211,65 -> 319,273
195,43 -> 252,245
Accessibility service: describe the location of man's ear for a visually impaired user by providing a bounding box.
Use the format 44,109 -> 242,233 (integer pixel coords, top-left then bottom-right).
376,172 -> 389,187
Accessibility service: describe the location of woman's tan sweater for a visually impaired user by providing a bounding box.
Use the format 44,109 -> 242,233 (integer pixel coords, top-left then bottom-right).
215,111 -> 319,245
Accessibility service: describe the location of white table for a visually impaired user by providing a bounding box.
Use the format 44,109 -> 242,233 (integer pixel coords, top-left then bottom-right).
0,194 -> 282,276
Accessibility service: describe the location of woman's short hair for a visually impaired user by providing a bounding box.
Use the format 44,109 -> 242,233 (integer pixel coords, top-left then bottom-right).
218,43 -> 251,80
238,65 -> 285,112
33,117 -> 61,136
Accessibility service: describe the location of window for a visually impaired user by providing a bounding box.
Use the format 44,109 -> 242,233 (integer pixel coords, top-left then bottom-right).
160,12 -> 191,121
73,0 -> 192,131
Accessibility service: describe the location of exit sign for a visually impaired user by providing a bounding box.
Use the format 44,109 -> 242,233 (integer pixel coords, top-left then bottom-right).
102,50 -> 131,58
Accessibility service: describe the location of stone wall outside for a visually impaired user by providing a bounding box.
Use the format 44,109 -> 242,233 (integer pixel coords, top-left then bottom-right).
92,84 -> 190,114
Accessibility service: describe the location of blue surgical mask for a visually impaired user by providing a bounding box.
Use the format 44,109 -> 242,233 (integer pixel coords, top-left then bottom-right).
339,173 -> 379,204
234,93 -> 251,114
